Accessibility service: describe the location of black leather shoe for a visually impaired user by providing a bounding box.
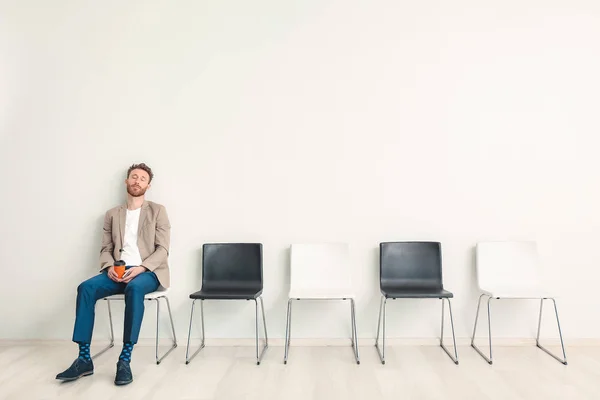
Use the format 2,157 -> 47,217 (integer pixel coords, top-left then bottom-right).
56,358 -> 94,382
114,360 -> 133,386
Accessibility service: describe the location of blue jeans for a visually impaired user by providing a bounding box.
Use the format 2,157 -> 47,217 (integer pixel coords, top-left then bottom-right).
72,267 -> 159,344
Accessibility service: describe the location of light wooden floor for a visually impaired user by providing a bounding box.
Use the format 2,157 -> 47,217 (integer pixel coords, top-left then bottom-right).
1,344 -> 599,400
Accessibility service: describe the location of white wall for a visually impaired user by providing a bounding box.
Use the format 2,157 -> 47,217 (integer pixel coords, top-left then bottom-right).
1,0 -> 600,342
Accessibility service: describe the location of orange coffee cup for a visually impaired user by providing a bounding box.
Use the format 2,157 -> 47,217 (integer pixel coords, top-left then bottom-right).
114,260 -> 126,279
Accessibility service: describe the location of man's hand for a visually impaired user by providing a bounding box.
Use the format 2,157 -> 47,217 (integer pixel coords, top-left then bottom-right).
107,266 -> 120,282
121,266 -> 148,284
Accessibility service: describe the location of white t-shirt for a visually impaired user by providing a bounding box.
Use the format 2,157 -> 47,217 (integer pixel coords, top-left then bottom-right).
121,208 -> 143,266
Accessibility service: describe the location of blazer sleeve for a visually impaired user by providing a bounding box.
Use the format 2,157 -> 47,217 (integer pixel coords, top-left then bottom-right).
99,210 -> 115,271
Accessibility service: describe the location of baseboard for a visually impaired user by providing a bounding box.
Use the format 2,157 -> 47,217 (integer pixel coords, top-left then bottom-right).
1,337 -> 599,347
178,337 -> 599,347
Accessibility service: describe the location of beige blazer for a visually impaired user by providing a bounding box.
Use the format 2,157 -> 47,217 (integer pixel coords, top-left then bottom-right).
99,201 -> 171,288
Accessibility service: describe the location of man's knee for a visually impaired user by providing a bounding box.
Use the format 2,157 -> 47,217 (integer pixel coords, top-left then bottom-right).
124,281 -> 146,300
77,280 -> 95,296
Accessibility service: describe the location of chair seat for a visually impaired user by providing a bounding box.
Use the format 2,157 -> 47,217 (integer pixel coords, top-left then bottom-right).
481,286 -> 553,299
382,288 -> 453,299
289,288 -> 355,299
189,288 -> 263,300
104,288 -> 169,300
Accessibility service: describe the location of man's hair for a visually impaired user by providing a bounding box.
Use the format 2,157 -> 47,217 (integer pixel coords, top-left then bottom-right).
127,163 -> 154,183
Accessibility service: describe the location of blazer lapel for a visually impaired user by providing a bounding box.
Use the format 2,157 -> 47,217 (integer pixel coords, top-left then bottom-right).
118,206 -> 126,249
137,201 -> 149,237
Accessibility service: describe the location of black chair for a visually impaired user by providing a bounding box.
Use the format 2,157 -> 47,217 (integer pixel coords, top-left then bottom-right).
185,243 -> 268,365
375,242 -> 459,364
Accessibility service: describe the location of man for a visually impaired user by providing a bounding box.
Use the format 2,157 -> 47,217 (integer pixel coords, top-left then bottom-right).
56,163 -> 171,386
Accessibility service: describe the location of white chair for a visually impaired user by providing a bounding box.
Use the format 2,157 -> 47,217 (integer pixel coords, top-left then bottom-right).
471,241 -> 567,365
284,243 -> 359,364
93,287 -> 178,364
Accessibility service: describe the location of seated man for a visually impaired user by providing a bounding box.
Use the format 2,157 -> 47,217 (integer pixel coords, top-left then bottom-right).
56,163 -> 171,386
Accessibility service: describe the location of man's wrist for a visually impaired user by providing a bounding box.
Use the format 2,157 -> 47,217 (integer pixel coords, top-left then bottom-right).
139,265 -> 148,271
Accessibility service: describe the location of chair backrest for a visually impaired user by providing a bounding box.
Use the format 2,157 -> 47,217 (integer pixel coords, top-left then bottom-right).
290,243 -> 352,293
476,241 -> 542,292
379,242 -> 443,290
202,243 -> 263,291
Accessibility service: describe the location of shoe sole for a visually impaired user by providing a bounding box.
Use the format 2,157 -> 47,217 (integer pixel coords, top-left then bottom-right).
114,378 -> 133,386
56,371 -> 94,382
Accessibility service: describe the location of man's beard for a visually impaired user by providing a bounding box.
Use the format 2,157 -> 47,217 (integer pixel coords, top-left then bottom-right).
127,184 -> 147,197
